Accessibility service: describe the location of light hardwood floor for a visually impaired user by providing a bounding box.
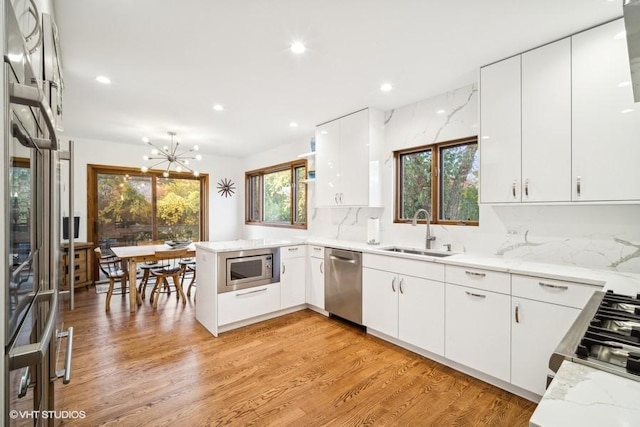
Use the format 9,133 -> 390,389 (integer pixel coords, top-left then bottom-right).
57,287 -> 536,426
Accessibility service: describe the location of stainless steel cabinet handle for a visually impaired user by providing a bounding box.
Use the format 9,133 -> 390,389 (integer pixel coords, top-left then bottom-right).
334,193 -> 338,204
288,247 -> 299,252
515,302 -> 520,323
56,327 -> 74,384
313,247 -> 322,252
319,261 -> 324,274
512,180 -> 517,198
399,278 -> 404,294
464,270 -> 486,277
576,176 -> 581,197
524,179 -> 529,197
329,255 -> 356,264
236,287 -> 268,296
539,282 -> 569,291
391,277 -> 396,292
9,83 -> 58,149
465,291 -> 486,298
340,193 -> 344,204
282,263 -> 286,274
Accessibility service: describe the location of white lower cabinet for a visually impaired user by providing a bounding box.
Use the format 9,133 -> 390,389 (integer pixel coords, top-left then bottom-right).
307,255 -> 325,309
511,297 -> 580,395
281,246 -> 306,309
510,274 -> 592,396
445,283 -> 511,382
363,266 -> 445,356
218,283 -> 281,326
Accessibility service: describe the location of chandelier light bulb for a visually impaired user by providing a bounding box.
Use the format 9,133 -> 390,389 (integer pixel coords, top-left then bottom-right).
193,171 -> 200,177
193,145 -> 199,151
195,154 -> 202,161
163,145 -> 169,151
142,137 -> 149,143
151,148 -> 159,155
183,160 -> 189,165
176,166 -> 182,172
163,171 -> 169,178
143,155 -> 149,161
141,166 -> 148,173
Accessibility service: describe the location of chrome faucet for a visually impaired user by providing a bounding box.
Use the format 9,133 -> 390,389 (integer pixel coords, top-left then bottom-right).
412,209 -> 436,249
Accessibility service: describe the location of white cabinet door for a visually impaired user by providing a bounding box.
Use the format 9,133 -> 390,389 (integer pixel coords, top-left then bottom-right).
315,119 -> 341,206
511,297 -> 580,395
572,19 -> 640,201
307,256 -> 324,309
521,38 -> 572,202
280,257 -> 306,309
363,268 -> 398,337
480,55 -> 521,203
398,276 -> 445,356
338,109 -> 369,206
445,284 -> 511,382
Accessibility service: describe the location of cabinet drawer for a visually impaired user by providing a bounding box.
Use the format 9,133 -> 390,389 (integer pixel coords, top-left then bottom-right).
363,253 -> 444,281
445,265 -> 510,294
65,271 -> 88,286
281,245 -> 306,259
512,275 -> 596,309
308,245 -> 324,259
218,283 -> 281,325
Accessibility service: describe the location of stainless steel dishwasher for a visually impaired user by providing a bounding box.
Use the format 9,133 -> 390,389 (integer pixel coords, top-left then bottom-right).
325,248 -> 363,325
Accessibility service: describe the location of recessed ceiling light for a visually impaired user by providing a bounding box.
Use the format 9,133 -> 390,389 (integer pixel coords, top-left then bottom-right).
290,42 -> 306,54
436,109 -> 446,115
380,83 -> 393,92
96,75 -> 111,84
213,104 -> 224,111
618,81 -> 632,88
621,108 -> 634,114
141,136 -> 149,143
289,121 -> 298,128
320,130 -> 328,135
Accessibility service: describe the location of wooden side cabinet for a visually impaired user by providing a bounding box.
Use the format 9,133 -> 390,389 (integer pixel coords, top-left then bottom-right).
61,242 -> 94,289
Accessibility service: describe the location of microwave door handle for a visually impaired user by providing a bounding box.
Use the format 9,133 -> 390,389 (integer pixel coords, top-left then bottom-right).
9,82 -> 58,149
9,290 -> 58,370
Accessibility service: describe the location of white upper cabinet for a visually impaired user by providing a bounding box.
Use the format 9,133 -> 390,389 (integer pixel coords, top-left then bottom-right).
315,108 -> 383,207
480,55 -> 521,203
572,19 -> 640,201
521,38 -> 572,202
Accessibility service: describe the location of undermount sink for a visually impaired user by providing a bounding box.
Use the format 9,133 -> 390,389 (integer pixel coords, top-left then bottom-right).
379,246 -> 454,258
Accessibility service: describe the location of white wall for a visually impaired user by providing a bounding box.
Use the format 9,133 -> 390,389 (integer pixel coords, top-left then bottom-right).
60,136 -> 243,243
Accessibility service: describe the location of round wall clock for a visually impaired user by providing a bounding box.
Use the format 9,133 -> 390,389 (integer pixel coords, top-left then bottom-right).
217,178 -> 236,198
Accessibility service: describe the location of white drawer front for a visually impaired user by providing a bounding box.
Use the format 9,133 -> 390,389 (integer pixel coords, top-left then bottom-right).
218,283 -> 281,325
512,275 -> 596,308
281,245 -> 306,259
445,265 -> 510,294
363,253 -> 444,281
308,245 -> 324,259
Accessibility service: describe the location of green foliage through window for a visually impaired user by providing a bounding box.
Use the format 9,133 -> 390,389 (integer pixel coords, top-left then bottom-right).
395,137 -> 479,225
246,160 -> 307,228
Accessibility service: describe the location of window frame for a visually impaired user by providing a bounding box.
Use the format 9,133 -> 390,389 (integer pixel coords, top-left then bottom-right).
87,164 -> 210,253
394,136 -> 479,226
245,159 -> 307,229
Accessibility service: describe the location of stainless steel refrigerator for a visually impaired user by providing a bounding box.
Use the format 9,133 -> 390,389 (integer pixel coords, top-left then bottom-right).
3,1 -> 72,425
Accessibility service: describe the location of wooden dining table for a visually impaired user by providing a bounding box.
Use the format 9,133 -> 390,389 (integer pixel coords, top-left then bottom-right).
110,243 -> 196,313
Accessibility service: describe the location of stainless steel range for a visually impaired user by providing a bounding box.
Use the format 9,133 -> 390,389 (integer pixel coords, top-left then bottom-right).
551,290 -> 640,381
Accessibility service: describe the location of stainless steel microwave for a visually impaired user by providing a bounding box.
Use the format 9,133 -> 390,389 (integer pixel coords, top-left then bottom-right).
217,247 -> 280,293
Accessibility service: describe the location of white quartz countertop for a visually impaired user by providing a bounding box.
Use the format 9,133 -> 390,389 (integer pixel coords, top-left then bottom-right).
530,361 -> 640,427
195,238 -> 295,253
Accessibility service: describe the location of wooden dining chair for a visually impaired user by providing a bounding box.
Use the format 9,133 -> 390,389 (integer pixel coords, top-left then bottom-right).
179,258 -> 197,298
94,247 -> 128,312
149,249 -> 188,309
135,240 -> 164,300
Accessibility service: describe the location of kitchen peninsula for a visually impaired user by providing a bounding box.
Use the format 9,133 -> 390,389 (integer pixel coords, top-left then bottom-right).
195,239 -> 304,337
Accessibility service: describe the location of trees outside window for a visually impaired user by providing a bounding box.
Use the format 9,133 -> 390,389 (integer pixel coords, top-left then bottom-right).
395,136 -> 478,225
89,165 -> 208,250
245,160 -> 307,228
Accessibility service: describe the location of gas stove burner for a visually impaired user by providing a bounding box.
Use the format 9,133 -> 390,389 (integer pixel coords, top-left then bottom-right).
551,290 -> 640,382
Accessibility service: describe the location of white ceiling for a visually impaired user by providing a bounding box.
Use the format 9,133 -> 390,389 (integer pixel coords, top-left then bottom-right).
53,0 -> 622,158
